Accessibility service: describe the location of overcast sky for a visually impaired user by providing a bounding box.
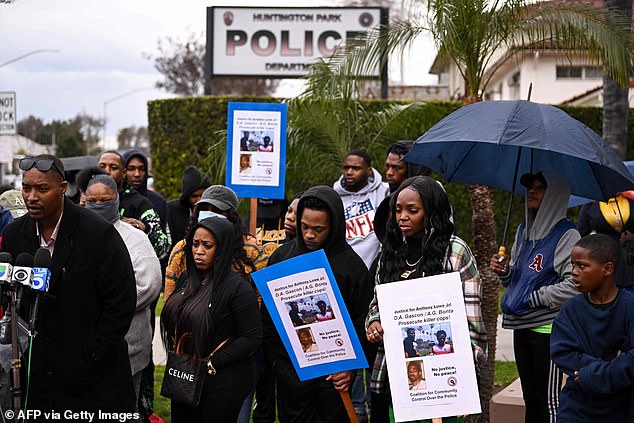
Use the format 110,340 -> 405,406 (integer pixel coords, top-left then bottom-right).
0,0 -> 436,148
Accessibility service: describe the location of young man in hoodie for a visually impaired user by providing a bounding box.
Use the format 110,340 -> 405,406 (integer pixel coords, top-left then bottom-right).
490,171 -> 581,423
123,149 -> 172,251
122,149 -> 172,422
333,150 -> 389,270
167,165 -> 211,245
262,186 -> 372,422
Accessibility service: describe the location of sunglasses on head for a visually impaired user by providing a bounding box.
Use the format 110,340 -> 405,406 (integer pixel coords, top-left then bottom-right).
19,158 -> 65,179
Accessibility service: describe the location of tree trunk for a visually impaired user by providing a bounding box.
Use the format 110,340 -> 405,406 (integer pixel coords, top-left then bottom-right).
603,75 -> 629,160
464,184 -> 498,423
460,95 -> 497,423
602,0 -> 631,160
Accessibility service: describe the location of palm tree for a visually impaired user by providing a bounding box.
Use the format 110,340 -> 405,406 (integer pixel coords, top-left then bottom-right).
316,0 -> 634,420
285,61 -> 430,196
602,0 -> 632,159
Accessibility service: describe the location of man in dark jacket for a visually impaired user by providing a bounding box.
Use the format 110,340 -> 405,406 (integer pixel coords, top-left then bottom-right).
167,165 -> 211,245
262,185 -> 371,422
2,154 -> 136,415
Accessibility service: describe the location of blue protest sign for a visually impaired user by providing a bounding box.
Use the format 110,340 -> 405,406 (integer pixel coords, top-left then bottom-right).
252,250 -> 368,380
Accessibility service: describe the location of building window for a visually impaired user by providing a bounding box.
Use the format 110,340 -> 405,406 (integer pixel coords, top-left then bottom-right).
584,66 -> 603,79
556,66 -> 603,79
556,66 -> 582,78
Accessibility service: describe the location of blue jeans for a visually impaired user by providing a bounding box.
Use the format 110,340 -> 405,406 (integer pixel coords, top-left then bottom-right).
351,368 -> 371,416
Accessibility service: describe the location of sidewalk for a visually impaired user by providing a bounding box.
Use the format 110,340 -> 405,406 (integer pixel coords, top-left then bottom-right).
495,314 -> 515,361
152,315 -> 515,365
153,317 -> 166,365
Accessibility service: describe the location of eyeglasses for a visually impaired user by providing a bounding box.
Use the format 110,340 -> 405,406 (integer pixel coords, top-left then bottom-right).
19,158 -> 65,179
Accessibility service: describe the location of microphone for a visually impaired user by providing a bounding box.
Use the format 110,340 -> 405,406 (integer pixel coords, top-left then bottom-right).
0,252 -> 12,319
32,249 -> 51,294
30,249 -> 51,333
0,252 -> 13,285
12,253 -> 33,317
11,253 -> 33,287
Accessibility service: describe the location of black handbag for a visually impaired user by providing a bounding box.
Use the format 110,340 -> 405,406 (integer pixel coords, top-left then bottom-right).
160,333 -> 229,406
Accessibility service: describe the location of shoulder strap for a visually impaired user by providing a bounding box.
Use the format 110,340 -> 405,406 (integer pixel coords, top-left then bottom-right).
205,338 -> 230,360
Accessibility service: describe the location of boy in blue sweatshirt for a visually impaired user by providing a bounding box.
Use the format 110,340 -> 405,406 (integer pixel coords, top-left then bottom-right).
551,234 -> 634,422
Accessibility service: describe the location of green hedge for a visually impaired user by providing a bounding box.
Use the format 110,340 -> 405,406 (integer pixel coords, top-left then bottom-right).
148,97 -> 633,246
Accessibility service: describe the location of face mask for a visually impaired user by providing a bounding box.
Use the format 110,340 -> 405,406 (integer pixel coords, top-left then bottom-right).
198,210 -> 226,222
86,197 -> 120,224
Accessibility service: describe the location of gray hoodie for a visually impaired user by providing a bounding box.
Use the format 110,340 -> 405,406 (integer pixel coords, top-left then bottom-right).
500,171 -> 581,330
333,168 -> 390,268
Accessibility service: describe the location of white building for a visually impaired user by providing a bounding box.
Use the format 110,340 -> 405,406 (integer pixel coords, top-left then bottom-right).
429,47 -> 633,107
0,134 -> 53,187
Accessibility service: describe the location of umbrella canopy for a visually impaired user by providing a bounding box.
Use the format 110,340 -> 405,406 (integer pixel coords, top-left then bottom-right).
568,161 -> 634,207
405,100 -> 634,201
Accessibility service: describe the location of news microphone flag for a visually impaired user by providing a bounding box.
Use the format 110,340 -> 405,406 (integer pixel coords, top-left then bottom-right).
32,248 -> 51,293
30,248 -> 52,333
0,252 -> 13,284
11,253 -> 33,287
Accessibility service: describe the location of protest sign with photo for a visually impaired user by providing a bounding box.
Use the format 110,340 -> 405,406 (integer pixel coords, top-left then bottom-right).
252,250 -> 367,380
226,101 -> 287,199
376,273 -> 481,422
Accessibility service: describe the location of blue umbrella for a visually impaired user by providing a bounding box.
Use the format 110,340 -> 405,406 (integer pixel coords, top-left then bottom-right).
405,100 -> 634,244
568,161 -> 634,207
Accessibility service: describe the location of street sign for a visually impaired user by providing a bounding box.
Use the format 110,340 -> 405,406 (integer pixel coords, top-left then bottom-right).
0,92 -> 17,135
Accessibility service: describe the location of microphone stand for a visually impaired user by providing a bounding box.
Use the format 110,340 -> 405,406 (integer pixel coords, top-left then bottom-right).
9,283 -> 22,413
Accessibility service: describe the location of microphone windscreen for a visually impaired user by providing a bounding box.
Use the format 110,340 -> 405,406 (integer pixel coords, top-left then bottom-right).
0,252 -> 12,264
15,253 -> 33,267
33,248 -> 51,268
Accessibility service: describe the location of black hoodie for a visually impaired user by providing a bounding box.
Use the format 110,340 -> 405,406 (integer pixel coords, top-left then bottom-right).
123,149 -> 171,233
167,166 -> 212,245
262,186 -> 372,366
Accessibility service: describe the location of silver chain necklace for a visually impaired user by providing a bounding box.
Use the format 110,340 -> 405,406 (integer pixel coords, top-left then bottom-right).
405,254 -> 424,267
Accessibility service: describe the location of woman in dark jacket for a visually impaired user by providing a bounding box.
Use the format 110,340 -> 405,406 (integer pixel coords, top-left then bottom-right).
161,216 -> 262,422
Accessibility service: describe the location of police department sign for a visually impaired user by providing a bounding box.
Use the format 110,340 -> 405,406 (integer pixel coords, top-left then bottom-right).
208,7 -> 383,78
0,92 -> 16,136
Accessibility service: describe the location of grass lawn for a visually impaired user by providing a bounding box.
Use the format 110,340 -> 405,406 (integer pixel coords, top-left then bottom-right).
153,365 -> 171,422
494,361 -> 519,389
155,293 -> 164,318
152,361 -> 519,422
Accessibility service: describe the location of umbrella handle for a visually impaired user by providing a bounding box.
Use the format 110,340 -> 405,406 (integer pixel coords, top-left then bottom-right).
497,246 -> 508,273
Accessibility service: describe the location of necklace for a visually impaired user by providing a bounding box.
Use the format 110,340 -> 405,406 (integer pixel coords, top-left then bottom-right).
405,254 -> 424,267
402,254 -> 424,279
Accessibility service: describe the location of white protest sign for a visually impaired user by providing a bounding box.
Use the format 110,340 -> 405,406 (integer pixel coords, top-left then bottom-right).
269,267 -> 356,368
376,272 -> 481,422
252,249 -> 367,380
226,102 -> 287,199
